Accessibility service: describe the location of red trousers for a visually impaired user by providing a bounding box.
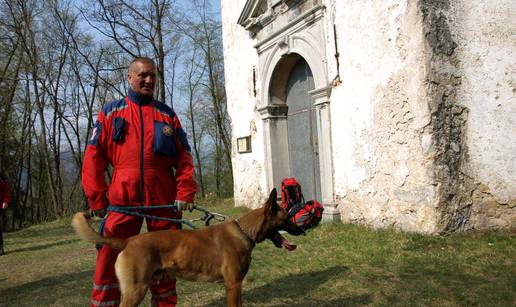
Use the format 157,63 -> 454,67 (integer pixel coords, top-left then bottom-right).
91,210 -> 181,307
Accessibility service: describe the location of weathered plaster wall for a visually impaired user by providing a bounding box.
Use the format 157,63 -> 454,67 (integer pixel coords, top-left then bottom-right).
448,0 -> 516,230
412,0 -> 515,232
328,0 -> 515,233
328,0 -> 440,233
221,0 -> 266,208
419,0 -> 470,233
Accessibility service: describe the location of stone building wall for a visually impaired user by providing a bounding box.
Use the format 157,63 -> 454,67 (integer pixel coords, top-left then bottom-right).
329,0 -> 440,232
221,1 -> 265,208
221,0 -> 515,232
329,0 -> 515,232
446,0 -> 516,230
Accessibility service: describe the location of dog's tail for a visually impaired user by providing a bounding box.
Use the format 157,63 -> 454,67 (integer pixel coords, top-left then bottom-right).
72,212 -> 127,251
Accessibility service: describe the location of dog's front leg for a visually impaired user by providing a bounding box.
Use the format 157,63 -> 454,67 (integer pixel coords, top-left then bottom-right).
225,281 -> 242,307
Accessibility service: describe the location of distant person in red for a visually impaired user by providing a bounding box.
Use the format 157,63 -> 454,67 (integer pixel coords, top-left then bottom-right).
0,172 -> 11,256
82,57 -> 197,307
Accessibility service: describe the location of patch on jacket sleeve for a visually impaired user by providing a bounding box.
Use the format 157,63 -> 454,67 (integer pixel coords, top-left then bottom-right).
177,127 -> 191,152
87,121 -> 102,146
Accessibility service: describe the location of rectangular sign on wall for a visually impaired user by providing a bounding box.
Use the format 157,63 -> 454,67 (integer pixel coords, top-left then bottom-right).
237,136 -> 252,154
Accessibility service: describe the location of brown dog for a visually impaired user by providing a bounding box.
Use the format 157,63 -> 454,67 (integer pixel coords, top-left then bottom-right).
72,188 -> 304,307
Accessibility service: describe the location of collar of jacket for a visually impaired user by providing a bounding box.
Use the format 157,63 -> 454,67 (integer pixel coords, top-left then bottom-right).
127,88 -> 154,105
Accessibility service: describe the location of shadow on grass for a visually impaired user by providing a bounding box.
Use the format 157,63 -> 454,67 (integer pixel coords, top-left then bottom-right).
6,222 -> 73,239
6,238 -> 81,254
0,270 -> 93,305
385,255 -> 515,305
203,266 -> 367,306
266,295 -> 373,307
379,234 -> 515,305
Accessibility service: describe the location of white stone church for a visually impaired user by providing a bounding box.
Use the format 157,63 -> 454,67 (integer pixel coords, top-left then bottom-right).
221,0 -> 515,233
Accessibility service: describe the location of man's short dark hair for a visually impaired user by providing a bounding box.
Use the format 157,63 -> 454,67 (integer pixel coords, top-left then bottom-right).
129,57 -> 156,73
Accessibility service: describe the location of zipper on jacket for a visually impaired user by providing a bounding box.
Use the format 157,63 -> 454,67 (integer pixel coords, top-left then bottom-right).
139,104 -> 145,203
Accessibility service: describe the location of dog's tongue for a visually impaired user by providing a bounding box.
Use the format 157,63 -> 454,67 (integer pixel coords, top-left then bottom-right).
275,233 -> 297,251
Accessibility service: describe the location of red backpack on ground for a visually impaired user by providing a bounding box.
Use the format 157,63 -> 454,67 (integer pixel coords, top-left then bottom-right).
281,178 -> 304,211
280,178 -> 324,230
288,200 -> 324,230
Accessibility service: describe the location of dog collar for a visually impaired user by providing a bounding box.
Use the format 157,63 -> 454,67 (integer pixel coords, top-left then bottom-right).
234,219 -> 255,246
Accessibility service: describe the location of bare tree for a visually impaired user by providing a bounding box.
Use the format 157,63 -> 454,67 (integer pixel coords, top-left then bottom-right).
173,0 -> 232,179
82,0 -> 180,105
6,0 -> 65,217
182,47 -> 207,197
0,0 -> 233,230
0,0 -> 123,227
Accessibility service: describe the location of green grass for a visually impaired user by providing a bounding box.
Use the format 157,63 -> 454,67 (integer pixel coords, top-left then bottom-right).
1,199 -> 514,306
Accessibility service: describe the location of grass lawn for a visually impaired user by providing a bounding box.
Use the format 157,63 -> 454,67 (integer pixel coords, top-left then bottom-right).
0,198 -> 514,306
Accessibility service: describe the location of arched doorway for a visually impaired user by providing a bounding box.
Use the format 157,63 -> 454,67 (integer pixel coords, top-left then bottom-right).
285,58 -> 320,201
258,27 -> 339,220
268,55 -> 321,201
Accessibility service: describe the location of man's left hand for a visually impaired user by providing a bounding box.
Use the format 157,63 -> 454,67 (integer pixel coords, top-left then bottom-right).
175,200 -> 194,212
1,202 -> 7,210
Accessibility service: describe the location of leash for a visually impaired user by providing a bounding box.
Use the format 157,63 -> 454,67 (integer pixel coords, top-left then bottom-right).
105,204 -> 226,229
94,203 -> 226,250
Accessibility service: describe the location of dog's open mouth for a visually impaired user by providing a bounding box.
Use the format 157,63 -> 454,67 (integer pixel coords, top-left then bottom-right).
272,232 -> 297,251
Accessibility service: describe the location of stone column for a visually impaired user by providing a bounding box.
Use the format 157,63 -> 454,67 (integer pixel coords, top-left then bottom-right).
258,104 -> 290,192
309,85 -> 340,221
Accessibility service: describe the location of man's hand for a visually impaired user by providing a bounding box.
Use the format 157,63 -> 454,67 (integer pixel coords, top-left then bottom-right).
175,200 -> 194,212
88,208 -> 107,219
1,202 -> 7,210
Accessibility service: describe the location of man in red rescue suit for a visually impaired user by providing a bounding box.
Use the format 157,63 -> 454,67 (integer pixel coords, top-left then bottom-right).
82,57 -> 197,307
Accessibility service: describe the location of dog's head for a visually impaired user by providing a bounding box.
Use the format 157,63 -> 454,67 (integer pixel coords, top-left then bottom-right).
257,188 -> 305,251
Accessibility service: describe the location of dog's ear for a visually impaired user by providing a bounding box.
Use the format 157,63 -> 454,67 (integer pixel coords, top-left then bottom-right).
268,188 -> 277,204
265,188 -> 278,216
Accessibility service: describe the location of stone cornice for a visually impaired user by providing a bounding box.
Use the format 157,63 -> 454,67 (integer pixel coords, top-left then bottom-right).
258,104 -> 288,119
309,84 -> 332,106
254,4 -> 325,54
238,0 -> 273,34
237,0 -> 259,25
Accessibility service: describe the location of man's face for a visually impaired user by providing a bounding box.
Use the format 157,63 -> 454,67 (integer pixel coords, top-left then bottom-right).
128,61 -> 156,97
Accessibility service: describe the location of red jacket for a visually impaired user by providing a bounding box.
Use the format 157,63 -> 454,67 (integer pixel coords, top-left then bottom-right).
0,177 -> 10,204
82,89 -> 197,211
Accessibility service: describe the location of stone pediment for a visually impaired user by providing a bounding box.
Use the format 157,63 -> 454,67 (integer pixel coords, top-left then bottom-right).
237,0 -> 276,34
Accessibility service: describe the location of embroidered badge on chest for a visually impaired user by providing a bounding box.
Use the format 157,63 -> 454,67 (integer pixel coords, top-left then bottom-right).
162,124 -> 173,137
